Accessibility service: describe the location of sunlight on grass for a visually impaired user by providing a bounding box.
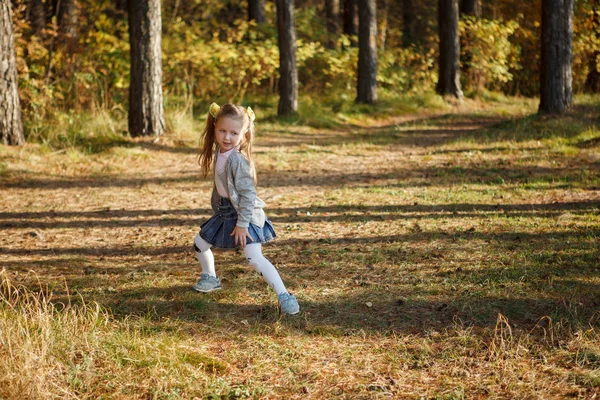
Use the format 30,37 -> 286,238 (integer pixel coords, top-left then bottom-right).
0,270 -> 238,398
25,109 -> 128,154
1,94 -> 599,398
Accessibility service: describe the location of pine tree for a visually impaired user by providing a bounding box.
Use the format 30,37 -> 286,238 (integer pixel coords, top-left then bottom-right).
1,0 -> 24,146
128,0 -> 165,136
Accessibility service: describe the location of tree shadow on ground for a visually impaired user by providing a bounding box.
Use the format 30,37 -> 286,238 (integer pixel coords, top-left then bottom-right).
262,102 -> 600,150
46,279 -> 600,338
0,172 -> 200,189
447,103 -> 600,144
260,113 -> 508,149
1,162 -> 596,190
58,135 -> 199,155
3,106 -> 598,192
1,200 -> 597,231
4,223 -> 598,337
2,226 -> 598,259
259,165 -> 596,189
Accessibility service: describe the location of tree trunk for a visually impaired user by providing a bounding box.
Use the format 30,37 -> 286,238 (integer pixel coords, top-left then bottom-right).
401,0 -> 415,46
356,0 -> 377,104
57,0 -> 79,39
460,0 -> 482,17
276,0 -> 298,115
436,0 -> 463,99
539,0 -> 573,114
56,0 -> 79,56
459,0 -> 479,91
585,0 -> 600,93
1,0 -> 25,146
128,0 -> 165,136
248,0 -> 266,24
379,0 -> 388,50
116,0 -> 128,13
343,0 -> 358,46
29,0 -> 47,35
325,0 -> 340,48
586,51 -> 600,93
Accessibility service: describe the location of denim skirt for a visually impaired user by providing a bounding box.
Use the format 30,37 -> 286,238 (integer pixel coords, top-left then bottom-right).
199,197 -> 277,249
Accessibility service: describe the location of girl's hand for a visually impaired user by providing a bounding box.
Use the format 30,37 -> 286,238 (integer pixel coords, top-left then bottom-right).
231,226 -> 253,248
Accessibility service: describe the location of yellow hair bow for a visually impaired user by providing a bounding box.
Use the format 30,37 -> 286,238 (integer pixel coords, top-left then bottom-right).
208,102 -> 220,118
246,107 -> 255,122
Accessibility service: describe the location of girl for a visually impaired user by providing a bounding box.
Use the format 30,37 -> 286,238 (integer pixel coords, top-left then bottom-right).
191,102 -> 300,315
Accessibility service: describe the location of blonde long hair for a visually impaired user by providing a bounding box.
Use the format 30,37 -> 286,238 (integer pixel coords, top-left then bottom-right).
198,103 -> 256,180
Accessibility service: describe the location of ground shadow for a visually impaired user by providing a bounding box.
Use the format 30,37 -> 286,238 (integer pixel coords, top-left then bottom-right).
42,277 -> 600,338
52,135 -> 199,156
4,222 -> 598,337
2,162 -> 596,190
261,104 -> 600,150
0,172 -> 200,189
1,201 -> 597,231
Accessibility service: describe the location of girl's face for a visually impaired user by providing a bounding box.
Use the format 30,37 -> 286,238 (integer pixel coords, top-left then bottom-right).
215,116 -> 245,153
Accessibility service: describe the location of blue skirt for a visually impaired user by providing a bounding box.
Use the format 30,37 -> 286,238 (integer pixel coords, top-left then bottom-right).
199,197 -> 277,249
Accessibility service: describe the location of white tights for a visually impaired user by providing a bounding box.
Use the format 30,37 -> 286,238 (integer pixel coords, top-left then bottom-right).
193,234 -> 287,295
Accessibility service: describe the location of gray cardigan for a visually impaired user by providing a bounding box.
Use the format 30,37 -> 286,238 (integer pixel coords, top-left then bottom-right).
211,148 -> 266,228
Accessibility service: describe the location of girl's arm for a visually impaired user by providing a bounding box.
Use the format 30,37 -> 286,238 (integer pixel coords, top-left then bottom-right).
229,155 -> 257,229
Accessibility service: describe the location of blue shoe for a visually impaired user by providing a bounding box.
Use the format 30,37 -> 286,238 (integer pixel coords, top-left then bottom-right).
278,292 -> 300,315
191,274 -> 222,293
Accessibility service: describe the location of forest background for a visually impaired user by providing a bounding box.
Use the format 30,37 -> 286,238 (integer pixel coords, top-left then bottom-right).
10,0 -> 600,145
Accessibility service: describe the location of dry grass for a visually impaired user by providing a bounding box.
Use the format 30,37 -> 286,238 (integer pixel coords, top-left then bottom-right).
1,95 -> 599,399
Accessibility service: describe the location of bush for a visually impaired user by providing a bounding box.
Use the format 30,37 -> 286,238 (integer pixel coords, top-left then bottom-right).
378,44 -> 437,95
459,16 -> 521,94
164,19 -> 280,104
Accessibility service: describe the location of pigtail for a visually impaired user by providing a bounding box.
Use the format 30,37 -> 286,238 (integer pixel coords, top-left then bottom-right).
198,111 -> 217,178
238,120 -> 257,184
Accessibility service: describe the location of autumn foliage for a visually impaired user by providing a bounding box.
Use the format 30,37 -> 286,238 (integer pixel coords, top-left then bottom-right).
9,0 -> 600,127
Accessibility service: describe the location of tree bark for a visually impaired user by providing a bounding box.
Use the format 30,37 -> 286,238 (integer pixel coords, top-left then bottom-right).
276,0 -> 298,115
539,0 -> 573,114
436,0 -> 463,99
128,0 -> 165,136
343,0 -> 358,46
1,0 -> 25,146
116,0 -> 128,13
585,0 -> 600,93
459,0 -> 479,91
29,0 -> 47,35
56,0 -> 79,56
356,0 -> 377,104
460,0 -> 482,17
57,0 -> 79,39
401,0 -> 415,46
379,0 -> 388,50
248,0 -> 266,24
325,0 -> 340,48
585,51 -> 600,93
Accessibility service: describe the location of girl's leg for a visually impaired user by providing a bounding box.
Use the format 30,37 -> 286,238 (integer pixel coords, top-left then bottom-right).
244,243 -> 287,295
193,234 -> 216,277
192,234 -> 221,292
